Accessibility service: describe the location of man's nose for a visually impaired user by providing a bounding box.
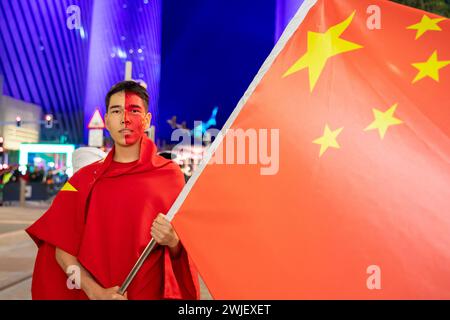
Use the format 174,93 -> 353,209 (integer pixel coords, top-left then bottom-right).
121,110 -> 131,124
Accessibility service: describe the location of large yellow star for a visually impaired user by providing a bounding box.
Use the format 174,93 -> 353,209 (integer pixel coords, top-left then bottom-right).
61,181 -> 78,192
283,11 -> 363,92
364,104 -> 403,139
406,15 -> 446,40
313,124 -> 344,157
411,50 -> 450,83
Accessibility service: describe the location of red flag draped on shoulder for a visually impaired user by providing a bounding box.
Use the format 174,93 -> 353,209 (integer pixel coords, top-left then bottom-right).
26,136 -> 199,300
168,0 -> 450,299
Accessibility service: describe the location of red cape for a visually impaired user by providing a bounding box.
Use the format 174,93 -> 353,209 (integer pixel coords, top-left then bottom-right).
26,137 -> 200,300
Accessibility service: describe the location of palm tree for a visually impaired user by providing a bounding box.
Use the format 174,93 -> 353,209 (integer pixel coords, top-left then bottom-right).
392,0 -> 450,17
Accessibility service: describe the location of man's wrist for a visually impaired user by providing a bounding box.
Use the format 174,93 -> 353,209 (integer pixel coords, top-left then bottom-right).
81,276 -> 102,299
167,231 -> 180,248
168,238 -> 180,249
168,239 -> 182,258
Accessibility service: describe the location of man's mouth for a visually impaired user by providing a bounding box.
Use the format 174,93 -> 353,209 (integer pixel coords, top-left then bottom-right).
119,129 -> 134,134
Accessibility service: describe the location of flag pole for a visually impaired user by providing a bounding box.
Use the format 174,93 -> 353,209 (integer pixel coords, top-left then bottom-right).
118,238 -> 157,295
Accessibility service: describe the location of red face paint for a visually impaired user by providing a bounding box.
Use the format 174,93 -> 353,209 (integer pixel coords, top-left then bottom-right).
122,91 -> 147,145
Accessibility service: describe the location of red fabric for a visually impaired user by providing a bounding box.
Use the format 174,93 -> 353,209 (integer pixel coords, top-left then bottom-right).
26,136 -> 199,300
171,0 -> 450,298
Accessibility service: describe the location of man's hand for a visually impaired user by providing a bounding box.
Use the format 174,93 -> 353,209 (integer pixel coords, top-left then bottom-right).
151,213 -> 179,248
55,247 -> 127,300
151,213 -> 182,258
90,286 -> 128,300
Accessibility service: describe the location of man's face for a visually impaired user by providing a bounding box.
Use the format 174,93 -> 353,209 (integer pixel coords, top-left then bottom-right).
105,91 -> 151,147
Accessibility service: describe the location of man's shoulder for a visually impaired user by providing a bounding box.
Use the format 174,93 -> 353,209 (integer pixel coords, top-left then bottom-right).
156,157 -> 183,174
78,159 -> 104,174
69,160 -> 104,184
151,158 -> 185,185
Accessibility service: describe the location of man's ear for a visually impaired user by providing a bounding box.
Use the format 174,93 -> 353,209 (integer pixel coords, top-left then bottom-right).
146,112 -> 152,128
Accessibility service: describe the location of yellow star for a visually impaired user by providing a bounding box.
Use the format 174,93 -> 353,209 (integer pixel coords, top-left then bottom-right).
61,181 -> 78,192
283,11 -> 363,91
411,50 -> 450,83
313,124 -> 344,157
406,15 -> 446,40
364,104 -> 403,139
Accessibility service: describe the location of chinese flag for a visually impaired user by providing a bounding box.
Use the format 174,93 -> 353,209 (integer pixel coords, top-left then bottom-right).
171,0 -> 450,299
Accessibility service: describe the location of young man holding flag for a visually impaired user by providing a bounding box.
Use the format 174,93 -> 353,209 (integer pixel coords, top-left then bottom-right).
26,81 -> 199,300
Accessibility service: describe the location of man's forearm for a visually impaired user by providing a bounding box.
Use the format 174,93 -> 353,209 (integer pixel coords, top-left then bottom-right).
55,247 -> 102,299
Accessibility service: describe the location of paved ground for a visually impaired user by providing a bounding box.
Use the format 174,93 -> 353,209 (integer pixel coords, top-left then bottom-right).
0,202 -> 212,300
0,203 -> 45,300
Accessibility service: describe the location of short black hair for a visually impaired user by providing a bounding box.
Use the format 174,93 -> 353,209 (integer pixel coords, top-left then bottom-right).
105,80 -> 149,111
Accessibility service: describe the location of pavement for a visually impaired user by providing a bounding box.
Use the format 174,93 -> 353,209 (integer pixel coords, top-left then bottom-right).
0,202 -> 212,300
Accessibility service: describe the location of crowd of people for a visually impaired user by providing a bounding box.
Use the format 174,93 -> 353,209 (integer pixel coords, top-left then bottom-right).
0,165 -> 69,205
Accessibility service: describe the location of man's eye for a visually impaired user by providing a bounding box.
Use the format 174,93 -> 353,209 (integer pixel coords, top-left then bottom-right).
132,109 -> 141,113
111,110 -> 120,114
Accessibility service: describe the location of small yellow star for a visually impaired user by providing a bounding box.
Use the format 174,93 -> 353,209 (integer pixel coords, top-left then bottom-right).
406,14 -> 446,40
283,11 -> 363,92
411,50 -> 450,83
364,104 -> 403,139
313,124 -> 344,157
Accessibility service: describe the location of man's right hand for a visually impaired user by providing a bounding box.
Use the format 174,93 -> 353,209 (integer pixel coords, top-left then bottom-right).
90,286 -> 128,300
54,247 -> 128,300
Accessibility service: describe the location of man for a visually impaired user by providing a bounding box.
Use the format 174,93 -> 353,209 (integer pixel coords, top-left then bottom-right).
26,81 -> 199,300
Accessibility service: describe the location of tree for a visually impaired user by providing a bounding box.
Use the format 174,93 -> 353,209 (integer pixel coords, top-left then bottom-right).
392,0 -> 450,17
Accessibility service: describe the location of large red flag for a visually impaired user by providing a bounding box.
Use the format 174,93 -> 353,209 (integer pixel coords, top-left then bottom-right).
169,0 -> 450,299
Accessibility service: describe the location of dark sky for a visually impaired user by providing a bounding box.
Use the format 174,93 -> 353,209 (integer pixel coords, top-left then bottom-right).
158,0 -> 276,142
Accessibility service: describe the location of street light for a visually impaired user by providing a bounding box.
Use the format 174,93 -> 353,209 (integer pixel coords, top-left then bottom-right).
45,114 -> 53,128
16,116 -> 22,127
